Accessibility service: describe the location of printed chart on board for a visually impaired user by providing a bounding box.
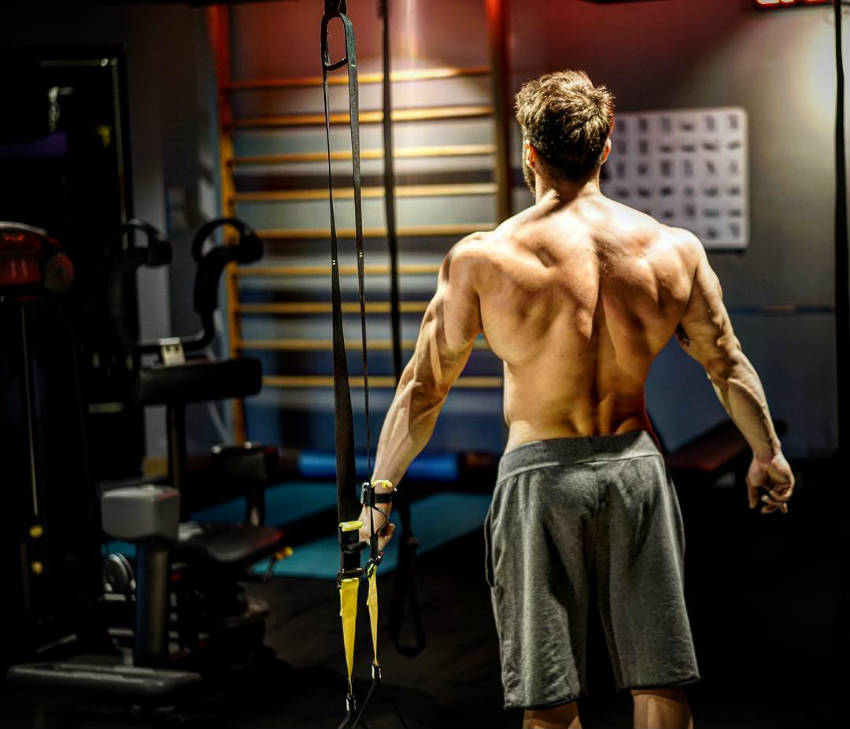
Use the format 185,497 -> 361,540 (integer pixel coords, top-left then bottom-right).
602,107 -> 749,250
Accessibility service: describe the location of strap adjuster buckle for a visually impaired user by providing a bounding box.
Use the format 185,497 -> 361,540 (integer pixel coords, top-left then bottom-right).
360,480 -> 394,507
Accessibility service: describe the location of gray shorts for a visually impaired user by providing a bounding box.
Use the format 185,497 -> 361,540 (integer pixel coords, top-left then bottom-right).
484,431 -> 700,710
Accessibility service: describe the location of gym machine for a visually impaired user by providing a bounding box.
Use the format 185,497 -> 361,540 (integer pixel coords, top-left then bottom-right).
103,217 -> 287,664
2,222 -> 202,697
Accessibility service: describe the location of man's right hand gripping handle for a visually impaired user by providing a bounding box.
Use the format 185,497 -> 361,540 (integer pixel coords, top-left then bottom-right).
673,232 -> 795,515
747,452 -> 793,514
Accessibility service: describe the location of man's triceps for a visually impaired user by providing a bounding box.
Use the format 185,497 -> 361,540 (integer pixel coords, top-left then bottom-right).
675,252 -> 781,460
370,243 -> 481,485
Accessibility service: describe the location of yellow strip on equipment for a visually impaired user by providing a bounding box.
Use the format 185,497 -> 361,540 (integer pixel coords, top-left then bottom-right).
339,576 -> 360,692
367,569 -> 379,667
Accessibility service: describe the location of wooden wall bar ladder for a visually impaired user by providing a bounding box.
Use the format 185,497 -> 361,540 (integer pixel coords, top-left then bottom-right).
208,2 -> 511,441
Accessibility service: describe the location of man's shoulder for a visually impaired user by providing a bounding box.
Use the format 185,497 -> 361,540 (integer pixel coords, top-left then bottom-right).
439,230 -> 502,290
654,224 -> 704,267
446,229 -> 503,267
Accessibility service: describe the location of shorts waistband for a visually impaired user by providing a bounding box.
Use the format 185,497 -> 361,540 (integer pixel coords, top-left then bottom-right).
498,430 -> 661,482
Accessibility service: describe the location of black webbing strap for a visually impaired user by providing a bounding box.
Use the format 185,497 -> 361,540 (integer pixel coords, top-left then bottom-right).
831,0 -> 850,671
834,0 -> 849,454
322,0 -> 368,525
380,0 -> 402,387
322,3 -> 381,727
379,0 -> 426,659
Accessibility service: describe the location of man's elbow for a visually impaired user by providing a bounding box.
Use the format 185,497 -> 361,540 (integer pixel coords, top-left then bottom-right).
703,346 -> 745,386
422,378 -> 452,403
409,375 -> 451,408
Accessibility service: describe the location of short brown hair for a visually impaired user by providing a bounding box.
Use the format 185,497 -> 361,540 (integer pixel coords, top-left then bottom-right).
515,70 -> 615,183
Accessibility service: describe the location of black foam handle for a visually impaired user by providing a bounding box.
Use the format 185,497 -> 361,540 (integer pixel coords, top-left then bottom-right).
191,217 -> 262,264
122,219 -> 172,267
191,218 -> 263,318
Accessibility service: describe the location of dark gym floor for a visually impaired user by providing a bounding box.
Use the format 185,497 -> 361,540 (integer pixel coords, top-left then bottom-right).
1,459 -> 846,729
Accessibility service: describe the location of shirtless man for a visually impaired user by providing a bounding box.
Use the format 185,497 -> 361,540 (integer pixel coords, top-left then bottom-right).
357,70 -> 795,729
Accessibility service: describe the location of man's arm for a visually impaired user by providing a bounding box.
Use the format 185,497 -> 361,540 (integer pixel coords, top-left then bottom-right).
359,236 -> 484,543
675,234 -> 794,513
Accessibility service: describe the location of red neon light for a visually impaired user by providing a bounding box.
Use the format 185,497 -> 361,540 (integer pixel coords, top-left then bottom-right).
754,0 -> 830,7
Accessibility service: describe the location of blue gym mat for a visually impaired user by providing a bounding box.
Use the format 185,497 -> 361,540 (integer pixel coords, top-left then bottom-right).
297,452 -> 459,482
252,491 -> 492,579
104,483 -> 492,577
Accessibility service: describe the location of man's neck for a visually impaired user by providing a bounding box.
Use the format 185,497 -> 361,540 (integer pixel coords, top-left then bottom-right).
534,171 -> 602,205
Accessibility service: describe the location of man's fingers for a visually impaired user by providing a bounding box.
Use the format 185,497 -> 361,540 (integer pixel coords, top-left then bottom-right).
747,482 -> 759,509
378,523 -> 396,550
759,495 -> 789,515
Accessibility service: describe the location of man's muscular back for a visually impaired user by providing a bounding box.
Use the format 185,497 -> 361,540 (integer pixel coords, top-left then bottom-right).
470,192 -> 697,449
365,68 -> 792,556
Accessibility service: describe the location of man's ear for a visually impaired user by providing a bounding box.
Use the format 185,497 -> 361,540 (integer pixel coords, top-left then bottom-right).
524,141 -> 538,168
600,137 -> 612,166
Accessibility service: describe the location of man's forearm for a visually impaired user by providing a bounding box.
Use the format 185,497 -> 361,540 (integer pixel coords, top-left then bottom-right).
709,353 -> 781,460
370,362 -> 448,488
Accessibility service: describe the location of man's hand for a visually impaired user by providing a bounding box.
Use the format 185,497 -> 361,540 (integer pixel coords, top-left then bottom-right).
357,504 -> 396,551
746,452 -> 794,515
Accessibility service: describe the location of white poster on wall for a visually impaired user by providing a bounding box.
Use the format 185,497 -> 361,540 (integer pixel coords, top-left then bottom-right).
602,107 -> 748,250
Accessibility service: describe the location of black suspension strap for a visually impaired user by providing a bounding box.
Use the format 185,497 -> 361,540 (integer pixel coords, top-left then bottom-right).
379,0 -> 426,659
322,3 -> 390,727
834,0 -> 849,454
831,0 -> 850,699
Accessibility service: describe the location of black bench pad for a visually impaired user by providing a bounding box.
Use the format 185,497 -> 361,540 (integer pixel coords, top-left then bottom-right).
138,357 -> 261,405
177,523 -> 285,568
